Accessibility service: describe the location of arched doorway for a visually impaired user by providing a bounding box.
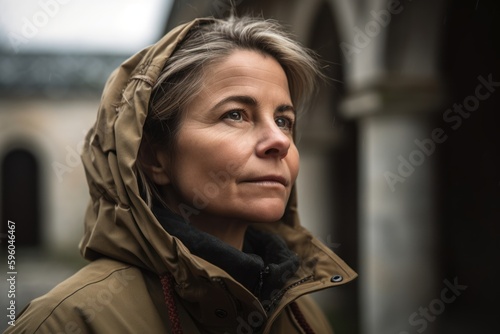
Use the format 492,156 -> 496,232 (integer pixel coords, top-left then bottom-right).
1,148 -> 41,247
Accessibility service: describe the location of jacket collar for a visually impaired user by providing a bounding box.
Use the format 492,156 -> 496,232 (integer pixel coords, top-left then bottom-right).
153,205 -> 300,306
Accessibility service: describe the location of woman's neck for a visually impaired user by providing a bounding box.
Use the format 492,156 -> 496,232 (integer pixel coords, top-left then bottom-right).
190,217 -> 249,250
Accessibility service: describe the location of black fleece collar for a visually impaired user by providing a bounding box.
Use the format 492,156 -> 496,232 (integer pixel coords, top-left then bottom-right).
153,206 -> 299,304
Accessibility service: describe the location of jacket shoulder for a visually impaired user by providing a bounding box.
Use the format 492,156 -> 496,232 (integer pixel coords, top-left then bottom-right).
4,258 -> 154,334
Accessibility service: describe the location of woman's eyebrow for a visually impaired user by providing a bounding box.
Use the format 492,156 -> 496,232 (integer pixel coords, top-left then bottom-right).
276,104 -> 295,114
211,95 -> 295,114
211,95 -> 258,111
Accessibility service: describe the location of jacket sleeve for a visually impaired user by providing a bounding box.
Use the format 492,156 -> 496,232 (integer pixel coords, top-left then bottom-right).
3,300 -> 92,334
3,260 -> 167,334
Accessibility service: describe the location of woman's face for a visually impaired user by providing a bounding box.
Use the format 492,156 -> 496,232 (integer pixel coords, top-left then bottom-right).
155,49 -> 299,224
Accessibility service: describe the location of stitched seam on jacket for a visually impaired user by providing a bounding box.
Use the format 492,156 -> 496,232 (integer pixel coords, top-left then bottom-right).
33,264 -> 134,333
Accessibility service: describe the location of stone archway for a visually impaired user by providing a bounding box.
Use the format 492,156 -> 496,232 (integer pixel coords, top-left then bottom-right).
1,148 -> 41,246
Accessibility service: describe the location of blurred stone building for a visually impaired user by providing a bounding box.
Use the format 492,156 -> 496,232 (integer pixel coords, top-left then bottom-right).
1,0 -> 499,333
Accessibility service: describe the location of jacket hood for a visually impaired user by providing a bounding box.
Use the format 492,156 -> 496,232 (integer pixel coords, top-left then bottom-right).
79,17 -> 356,310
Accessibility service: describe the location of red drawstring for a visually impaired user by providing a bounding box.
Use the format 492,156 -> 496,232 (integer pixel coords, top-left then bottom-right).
160,274 -> 183,334
290,301 -> 315,334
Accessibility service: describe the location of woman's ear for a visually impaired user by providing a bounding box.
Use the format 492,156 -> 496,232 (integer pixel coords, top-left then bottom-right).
138,143 -> 171,186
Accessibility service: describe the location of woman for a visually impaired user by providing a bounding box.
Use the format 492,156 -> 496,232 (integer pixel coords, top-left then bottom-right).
6,16 -> 356,333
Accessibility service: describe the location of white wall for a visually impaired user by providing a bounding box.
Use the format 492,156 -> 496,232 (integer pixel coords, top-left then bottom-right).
0,97 -> 99,253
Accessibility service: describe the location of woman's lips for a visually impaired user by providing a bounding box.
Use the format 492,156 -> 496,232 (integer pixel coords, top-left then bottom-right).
242,175 -> 288,186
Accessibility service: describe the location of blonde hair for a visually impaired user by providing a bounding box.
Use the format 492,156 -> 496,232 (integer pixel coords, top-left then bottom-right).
138,16 -> 323,207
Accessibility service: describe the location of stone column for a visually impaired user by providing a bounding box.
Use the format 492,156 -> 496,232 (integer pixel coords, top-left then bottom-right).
341,79 -> 444,334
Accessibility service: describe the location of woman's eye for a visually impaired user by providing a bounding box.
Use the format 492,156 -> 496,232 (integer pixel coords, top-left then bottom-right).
224,110 -> 243,121
275,116 -> 294,130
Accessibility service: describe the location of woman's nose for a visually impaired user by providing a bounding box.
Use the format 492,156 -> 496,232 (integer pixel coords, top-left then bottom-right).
255,121 -> 291,159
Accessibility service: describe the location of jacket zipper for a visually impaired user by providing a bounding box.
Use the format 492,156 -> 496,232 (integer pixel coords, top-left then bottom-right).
211,277 -> 243,313
265,275 -> 314,313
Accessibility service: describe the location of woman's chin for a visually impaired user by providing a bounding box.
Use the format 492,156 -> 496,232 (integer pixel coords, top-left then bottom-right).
228,204 -> 287,224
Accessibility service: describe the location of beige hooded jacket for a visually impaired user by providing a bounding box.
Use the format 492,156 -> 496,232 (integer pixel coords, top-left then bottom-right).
5,18 -> 356,334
